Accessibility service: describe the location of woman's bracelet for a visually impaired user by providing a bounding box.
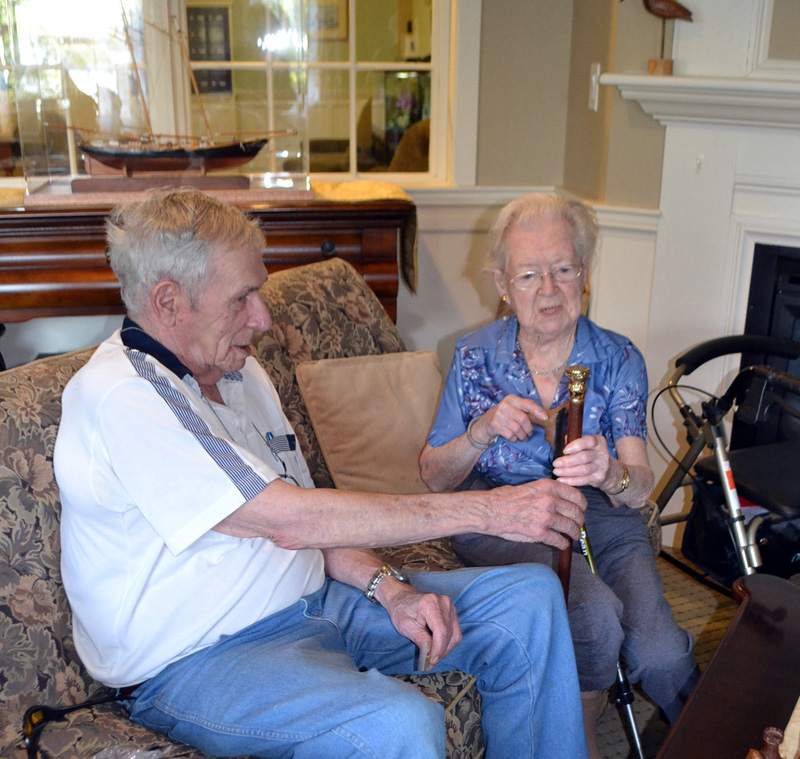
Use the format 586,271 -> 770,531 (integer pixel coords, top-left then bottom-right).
607,462 -> 630,495
466,417 -> 497,450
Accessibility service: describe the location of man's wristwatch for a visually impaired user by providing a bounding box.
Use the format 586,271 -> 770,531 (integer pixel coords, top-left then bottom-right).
364,564 -> 409,605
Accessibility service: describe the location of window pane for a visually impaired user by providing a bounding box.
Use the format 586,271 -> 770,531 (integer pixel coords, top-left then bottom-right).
4,0 -> 443,181
356,69 -> 429,172
303,67 -> 350,172
306,0 -> 348,63
0,5 -> 15,176
355,0 -> 431,63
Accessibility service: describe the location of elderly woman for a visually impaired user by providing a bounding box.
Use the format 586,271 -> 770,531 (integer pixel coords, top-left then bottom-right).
419,193 -> 699,759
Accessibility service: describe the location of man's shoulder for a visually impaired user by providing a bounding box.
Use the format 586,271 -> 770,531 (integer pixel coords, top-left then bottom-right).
65,333 -> 168,406
66,335 -> 128,388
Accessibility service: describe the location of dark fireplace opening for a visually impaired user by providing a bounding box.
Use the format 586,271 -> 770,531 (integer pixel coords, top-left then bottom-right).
735,243 -> 800,448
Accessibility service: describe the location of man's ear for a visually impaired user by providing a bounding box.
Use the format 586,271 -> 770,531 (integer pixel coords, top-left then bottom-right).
150,280 -> 186,327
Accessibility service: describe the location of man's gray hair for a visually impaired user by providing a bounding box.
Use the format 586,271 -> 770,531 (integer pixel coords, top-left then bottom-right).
106,188 -> 265,316
486,193 -> 598,273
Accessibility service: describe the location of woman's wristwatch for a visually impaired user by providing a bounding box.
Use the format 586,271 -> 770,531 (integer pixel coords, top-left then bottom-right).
607,463 -> 630,495
364,564 -> 409,604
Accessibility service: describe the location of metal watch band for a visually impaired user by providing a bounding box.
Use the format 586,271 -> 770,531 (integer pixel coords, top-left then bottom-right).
608,463 -> 630,496
365,564 -> 409,605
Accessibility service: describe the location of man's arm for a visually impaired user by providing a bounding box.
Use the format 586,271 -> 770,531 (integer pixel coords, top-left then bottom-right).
214,477 -> 586,551
322,547 -> 461,670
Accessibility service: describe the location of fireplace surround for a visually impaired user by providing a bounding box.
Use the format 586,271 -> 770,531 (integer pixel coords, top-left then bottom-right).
601,1 -> 800,526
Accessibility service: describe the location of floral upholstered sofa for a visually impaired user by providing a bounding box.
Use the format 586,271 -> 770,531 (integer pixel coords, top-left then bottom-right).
0,257 -> 483,759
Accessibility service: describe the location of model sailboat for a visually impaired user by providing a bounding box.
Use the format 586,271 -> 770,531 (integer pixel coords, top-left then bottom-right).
76,10 -> 292,176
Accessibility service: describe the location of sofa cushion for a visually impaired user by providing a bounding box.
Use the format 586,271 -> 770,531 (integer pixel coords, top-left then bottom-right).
296,351 -> 443,494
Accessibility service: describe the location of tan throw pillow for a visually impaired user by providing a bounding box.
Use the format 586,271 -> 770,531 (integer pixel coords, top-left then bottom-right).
296,351 -> 443,494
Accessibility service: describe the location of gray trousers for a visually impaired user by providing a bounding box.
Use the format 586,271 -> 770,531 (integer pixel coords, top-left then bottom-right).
451,484 -> 699,723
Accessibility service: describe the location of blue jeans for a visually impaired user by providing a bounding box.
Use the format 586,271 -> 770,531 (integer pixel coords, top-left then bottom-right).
452,486 -> 699,722
127,564 -> 587,759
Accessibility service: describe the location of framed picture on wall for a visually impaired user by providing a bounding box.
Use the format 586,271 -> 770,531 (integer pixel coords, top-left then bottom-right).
186,5 -> 233,95
309,0 -> 348,41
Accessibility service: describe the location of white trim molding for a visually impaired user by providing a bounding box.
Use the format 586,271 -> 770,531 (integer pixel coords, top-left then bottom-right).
600,73 -> 800,129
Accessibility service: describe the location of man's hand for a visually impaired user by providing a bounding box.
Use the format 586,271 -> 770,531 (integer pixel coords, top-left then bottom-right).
376,579 -> 462,671
483,478 -> 586,549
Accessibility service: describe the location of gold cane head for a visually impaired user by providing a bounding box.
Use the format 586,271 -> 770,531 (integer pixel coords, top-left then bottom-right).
565,365 -> 590,404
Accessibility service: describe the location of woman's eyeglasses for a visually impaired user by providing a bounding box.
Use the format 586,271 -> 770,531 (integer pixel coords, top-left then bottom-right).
507,264 -> 583,292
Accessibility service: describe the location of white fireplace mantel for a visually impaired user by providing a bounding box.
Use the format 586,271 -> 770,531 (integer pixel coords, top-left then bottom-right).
600,73 -> 800,129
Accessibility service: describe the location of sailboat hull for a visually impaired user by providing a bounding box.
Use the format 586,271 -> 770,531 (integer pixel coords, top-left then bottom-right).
80,138 -> 269,174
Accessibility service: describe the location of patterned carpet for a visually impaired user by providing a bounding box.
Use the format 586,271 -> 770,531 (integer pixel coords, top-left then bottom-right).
596,550 -> 739,759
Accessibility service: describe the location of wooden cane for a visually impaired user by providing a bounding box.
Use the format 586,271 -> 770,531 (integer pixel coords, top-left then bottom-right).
556,365 -> 646,759
556,365 -> 590,599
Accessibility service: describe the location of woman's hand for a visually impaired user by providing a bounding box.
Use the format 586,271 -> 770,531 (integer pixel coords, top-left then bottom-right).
552,435 -> 655,507
552,434 -> 614,489
420,395 -> 549,493
470,394 -> 549,446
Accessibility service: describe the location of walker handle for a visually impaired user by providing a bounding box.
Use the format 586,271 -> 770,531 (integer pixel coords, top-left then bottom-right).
674,335 -> 800,378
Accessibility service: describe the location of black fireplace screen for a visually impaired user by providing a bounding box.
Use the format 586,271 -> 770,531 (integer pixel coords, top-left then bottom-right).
736,243 -> 800,447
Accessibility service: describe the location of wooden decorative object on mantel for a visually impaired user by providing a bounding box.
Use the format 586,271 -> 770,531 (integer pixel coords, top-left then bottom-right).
648,58 -> 674,76
23,184 -> 314,208
641,0 -> 693,76
70,172 -> 252,194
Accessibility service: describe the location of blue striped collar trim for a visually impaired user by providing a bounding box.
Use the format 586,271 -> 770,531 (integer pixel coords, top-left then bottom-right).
121,317 -> 191,378
120,317 -> 243,383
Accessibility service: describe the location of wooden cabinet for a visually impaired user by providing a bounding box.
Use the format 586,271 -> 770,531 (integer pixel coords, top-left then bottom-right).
656,574 -> 800,759
0,198 -> 414,324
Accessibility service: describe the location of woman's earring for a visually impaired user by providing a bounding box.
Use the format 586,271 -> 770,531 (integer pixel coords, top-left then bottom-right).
501,294 -> 507,303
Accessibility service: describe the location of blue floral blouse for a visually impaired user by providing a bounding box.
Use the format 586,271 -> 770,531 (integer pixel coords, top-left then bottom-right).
427,315 -> 648,486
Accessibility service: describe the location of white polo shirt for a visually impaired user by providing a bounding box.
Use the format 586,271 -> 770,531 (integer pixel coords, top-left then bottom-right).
55,326 -> 325,688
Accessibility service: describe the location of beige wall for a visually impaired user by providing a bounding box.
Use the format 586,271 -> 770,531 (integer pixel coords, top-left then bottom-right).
476,0 -> 666,208
561,0 -> 614,202
475,0 -> 572,186
770,0 -> 800,60
603,1 -> 669,208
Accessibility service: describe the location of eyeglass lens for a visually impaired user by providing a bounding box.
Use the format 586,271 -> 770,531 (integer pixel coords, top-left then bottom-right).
509,265 -> 581,290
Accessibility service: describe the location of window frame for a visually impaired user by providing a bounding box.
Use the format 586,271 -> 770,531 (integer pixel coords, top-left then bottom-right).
0,0 -> 482,188
300,0 -> 481,186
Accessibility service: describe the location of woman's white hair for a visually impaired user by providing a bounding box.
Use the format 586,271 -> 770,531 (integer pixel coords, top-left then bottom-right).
486,193 -> 598,273
106,187 -> 265,317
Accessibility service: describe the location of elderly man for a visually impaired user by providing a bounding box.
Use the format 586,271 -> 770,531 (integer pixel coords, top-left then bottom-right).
55,189 -> 589,759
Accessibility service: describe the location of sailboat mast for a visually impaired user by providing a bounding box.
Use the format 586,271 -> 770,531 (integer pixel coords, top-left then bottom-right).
121,4 -> 154,139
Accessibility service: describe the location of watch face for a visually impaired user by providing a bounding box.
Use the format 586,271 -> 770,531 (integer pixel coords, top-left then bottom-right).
389,565 -> 409,583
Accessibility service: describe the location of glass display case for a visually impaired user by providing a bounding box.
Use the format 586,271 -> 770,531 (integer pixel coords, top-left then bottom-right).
5,0 -> 310,201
